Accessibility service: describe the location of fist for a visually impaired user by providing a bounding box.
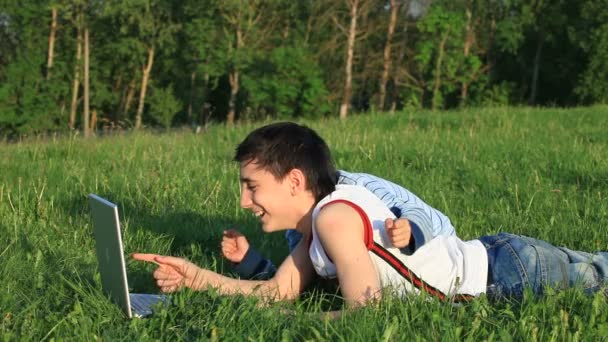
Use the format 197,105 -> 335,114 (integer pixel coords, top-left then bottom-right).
385,218 -> 412,249
221,229 -> 250,263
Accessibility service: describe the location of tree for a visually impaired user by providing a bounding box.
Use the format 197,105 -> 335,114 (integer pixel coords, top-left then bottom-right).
102,0 -> 179,129
217,0 -> 275,125
147,84 -> 181,128
83,24 -> 90,136
524,0 -> 567,105
573,0 -> 608,104
337,0 -> 366,119
181,1 -> 224,126
0,0 -> 66,136
242,46 -> 330,120
378,0 -> 399,111
415,3 -> 467,110
68,6 -> 82,130
46,5 -> 58,80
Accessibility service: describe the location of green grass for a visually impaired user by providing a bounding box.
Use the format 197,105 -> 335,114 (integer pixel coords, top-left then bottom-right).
1,106 -> 608,340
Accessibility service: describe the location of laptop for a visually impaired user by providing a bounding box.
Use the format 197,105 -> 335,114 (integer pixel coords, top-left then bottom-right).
89,193 -> 168,318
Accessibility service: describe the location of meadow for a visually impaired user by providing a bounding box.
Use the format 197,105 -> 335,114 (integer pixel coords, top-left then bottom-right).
1,106 -> 608,340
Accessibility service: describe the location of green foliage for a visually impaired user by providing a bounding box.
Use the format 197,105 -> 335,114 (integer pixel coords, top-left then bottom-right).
181,1 -> 225,80
573,0 -> 608,104
242,46 -> 330,120
575,24 -> 608,104
0,56 -> 65,136
474,82 -> 516,107
146,85 -> 182,128
414,3 -> 476,108
0,0 -> 67,136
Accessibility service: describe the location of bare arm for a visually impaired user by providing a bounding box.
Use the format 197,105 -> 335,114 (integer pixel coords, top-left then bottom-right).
314,203 -> 381,307
133,237 -> 315,302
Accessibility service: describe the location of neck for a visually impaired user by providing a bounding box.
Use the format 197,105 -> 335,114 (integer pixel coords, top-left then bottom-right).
295,208 -> 313,237
294,196 -> 316,238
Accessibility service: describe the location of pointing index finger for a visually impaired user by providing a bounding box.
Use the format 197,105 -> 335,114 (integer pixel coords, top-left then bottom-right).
131,253 -> 161,265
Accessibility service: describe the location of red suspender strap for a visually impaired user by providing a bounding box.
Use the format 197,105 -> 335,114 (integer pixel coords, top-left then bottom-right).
319,199 -> 374,250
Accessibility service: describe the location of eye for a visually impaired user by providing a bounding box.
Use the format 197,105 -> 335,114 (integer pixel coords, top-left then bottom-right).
247,184 -> 257,191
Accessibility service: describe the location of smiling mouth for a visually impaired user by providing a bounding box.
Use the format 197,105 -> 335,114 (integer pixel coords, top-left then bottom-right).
254,211 -> 265,219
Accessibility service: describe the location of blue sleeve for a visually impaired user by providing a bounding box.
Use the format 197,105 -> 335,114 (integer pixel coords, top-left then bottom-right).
337,170 -> 456,253
233,230 -> 302,280
383,197 -> 434,254
233,248 -> 277,280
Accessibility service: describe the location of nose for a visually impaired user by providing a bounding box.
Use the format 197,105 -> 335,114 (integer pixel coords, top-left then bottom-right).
240,185 -> 252,208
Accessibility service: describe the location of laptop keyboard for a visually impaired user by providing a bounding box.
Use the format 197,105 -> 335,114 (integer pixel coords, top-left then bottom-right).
130,293 -> 167,316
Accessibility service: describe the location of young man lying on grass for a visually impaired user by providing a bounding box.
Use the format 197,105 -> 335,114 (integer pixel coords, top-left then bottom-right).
134,122 -> 608,313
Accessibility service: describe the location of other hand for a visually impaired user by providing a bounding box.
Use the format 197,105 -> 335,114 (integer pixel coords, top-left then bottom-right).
221,229 -> 250,263
384,218 -> 412,249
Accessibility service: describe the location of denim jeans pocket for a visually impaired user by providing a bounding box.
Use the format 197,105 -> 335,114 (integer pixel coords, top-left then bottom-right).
482,233 -> 569,298
481,234 -> 530,298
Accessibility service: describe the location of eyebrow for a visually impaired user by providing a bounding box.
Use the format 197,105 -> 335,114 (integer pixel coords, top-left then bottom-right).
240,177 -> 255,183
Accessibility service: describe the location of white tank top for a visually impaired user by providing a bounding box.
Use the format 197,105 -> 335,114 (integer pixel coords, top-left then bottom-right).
309,185 -> 488,300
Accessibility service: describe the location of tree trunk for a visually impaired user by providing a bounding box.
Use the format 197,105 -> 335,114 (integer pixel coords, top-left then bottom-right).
227,70 -> 239,125
432,27 -> 450,111
90,109 -> 97,132
529,30 -> 544,105
188,71 -> 196,125
135,47 -> 155,129
461,83 -> 469,107
46,7 -> 57,80
83,27 -> 90,137
200,72 -> 210,127
69,26 -> 82,130
378,0 -> 398,111
123,78 -> 136,115
227,27 -> 243,126
460,8 -> 473,107
339,0 -> 359,119
391,7 -> 410,113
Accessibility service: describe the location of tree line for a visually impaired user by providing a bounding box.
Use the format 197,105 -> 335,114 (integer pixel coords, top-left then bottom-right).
1,0 -> 607,137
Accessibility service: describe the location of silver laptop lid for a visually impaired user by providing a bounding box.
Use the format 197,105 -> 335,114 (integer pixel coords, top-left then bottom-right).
88,194 -> 133,318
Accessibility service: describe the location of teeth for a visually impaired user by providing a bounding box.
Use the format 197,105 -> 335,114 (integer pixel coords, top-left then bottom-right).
254,211 -> 264,217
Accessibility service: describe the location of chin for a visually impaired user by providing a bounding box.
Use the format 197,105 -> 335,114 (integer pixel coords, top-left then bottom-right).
260,222 -> 274,233
261,222 -> 284,233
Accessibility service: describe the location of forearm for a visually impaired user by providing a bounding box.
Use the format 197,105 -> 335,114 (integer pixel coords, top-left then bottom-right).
191,268 -> 294,301
199,237 -> 313,302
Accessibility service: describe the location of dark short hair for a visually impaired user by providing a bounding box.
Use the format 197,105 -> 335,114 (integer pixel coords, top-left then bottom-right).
234,122 -> 337,201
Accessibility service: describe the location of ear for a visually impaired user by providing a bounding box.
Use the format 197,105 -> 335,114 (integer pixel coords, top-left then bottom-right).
286,168 -> 307,195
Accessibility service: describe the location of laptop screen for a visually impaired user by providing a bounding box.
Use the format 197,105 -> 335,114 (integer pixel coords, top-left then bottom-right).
89,194 -> 133,317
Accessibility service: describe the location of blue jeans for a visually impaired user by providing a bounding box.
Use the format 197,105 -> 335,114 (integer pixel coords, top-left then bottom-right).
479,233 -> 608,299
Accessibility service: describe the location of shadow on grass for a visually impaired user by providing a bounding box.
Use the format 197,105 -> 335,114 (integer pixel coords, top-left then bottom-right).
555,168 -> 608,191
56,192 -> 290,292
57,191 -> 255,251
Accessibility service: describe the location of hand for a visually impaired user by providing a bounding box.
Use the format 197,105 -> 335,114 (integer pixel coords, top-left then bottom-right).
384,218 -> 412,249
132,253 -> 205,292
221,229 -> 250,263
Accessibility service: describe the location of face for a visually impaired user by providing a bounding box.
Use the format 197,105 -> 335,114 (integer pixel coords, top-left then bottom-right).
239,160 -> 303,232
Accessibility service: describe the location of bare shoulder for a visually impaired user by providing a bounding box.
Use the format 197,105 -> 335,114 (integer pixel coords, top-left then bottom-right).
314,201 -> 371,265
315,202 -> 364,236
